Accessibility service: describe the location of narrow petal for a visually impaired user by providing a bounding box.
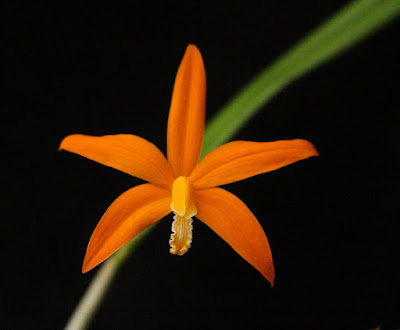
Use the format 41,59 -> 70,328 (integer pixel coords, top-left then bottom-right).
60,134 -> 175,189
82,183 -> 171,273
195,187 -> 275,285
167,44 -> 206,176
191,139 -> 318,189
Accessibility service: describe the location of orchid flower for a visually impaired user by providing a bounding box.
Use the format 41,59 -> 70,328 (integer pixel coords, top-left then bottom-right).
60,45 -> 318,285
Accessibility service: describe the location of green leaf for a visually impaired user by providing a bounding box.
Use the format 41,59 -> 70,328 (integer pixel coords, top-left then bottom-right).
201,0 -> 400,156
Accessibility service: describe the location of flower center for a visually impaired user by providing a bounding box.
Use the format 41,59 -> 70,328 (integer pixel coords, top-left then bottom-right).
169,176 -> 197,255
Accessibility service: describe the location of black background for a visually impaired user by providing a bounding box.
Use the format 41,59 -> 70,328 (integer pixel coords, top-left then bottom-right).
2,2 -> 399,329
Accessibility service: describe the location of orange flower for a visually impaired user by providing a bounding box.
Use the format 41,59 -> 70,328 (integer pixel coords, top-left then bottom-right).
60,45 -> 318,285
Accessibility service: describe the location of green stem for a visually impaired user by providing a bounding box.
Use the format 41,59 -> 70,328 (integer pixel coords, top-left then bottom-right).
65,1 -> 400,329
64,227 -> 152,330
65,257 -> 117,330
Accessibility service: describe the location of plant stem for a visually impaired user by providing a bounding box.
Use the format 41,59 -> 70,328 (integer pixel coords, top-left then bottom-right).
65,257 -> 117,330
64,227 -> 152,330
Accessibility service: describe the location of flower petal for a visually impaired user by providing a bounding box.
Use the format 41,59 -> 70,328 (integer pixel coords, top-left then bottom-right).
167,44 -> 206,176
191,139 -> 318,188
82,183 -> 171,273
195,187 -> 275,285
60,134 -> 174,189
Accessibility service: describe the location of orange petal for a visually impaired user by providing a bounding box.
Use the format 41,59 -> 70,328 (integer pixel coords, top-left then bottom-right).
60,134 -> 175,189
82,183 -> 171,273
191,139 -> 318,189
167,44 -> 206,177
195,187 -> 275,285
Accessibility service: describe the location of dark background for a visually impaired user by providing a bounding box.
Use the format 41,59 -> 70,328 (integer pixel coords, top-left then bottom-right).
2,2 -> 399,329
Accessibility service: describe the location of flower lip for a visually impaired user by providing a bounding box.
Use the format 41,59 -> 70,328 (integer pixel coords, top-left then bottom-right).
169,176 -> 197,256
169,214 -> 193,256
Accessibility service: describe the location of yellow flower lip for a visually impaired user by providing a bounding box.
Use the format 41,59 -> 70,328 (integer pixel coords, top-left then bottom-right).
170,176 -> 197,218
169,214 -> 193,256
170,176 -> 197,256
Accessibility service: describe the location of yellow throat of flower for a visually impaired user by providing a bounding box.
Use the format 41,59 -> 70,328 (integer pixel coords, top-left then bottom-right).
169,176 -> 197,255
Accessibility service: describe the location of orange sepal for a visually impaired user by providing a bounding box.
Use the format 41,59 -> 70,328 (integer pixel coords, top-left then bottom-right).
82,183 -> 171,273
167,44 -> 206,177
191,139 -> 318,189
195,187 -> 275,285
60,134 -> 175,189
